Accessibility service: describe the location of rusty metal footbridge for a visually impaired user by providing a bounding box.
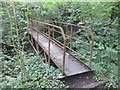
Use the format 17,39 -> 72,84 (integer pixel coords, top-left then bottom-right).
28,19 -> 108,88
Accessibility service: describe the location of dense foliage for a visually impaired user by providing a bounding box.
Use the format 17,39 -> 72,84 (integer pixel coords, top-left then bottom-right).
1,53 -> 66,88
0,1 -> 119,88
0,1 -> 67,88
29,2 -> 119,88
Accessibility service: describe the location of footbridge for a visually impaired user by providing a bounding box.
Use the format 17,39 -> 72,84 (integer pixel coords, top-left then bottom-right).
28,19 -> 108,88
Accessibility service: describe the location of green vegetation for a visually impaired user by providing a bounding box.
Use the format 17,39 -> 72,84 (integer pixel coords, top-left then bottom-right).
0,1 -> 119,88
0,1 -> 67,88
0,54 -> 66,88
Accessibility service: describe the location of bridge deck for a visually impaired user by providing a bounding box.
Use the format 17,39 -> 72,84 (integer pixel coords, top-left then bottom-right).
30,28 -> 92,76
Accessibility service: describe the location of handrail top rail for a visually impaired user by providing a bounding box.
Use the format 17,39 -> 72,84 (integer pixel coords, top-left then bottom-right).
34,18 -> 94,40
31,19 -> 66,41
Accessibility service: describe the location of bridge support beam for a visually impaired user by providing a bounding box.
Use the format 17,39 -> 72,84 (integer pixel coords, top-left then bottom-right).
35,42 -> 39,52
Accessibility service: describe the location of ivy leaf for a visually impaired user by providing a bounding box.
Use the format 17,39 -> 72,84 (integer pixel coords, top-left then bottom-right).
13,35 -> 18,38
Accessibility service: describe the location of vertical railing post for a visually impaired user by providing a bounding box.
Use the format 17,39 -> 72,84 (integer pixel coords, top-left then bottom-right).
43,24 -> 45,33
52,26 -> 54,39
70,25 -> 73,53
62,39 -> 66,75
48,26 -> 51,66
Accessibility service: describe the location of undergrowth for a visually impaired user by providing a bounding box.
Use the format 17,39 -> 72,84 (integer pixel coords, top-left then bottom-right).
0,53 -> 67,88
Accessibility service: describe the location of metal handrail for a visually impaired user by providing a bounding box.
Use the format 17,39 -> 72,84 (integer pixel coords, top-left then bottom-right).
34,18 -> 94,65
32,20 -> 66,41
35,18 -> 94,42
30,19 -> 66,75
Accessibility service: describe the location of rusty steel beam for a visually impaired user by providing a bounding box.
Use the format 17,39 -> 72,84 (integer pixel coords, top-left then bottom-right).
48,26 -> 51,66
70,25 -> 73,53
29,35 -> 38,53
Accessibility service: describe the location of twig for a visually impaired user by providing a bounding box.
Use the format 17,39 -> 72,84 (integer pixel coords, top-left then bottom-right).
12,0 -> 19,36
